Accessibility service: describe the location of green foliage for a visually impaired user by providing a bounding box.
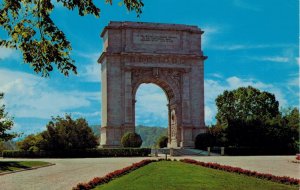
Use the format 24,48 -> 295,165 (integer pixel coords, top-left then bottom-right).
0,0 -> 144,77
136,125 -> 167,147
0,93 -> 17,141
216,86 -> 279,126
40,115 -> 98,150
121,132 -> 142,148
0,141 -> 4,153
195,133 -> 215,150
213,87 -> 298,154
2,148 -> 151,158
89,125 -> 167,147
17,134 -> 43,151
156,135 -> 168,148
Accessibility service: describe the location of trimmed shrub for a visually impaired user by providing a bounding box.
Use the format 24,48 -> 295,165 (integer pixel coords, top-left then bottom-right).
121,132 -> 142,148
195,133 -> 215,150
157,136 -> 168,148
2,148 -> 151,158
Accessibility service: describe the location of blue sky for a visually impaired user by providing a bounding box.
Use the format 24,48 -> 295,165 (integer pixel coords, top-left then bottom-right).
0,0 -> 299,136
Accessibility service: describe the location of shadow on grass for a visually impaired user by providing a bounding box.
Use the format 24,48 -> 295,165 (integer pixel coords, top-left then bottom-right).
0,162 -> 30,172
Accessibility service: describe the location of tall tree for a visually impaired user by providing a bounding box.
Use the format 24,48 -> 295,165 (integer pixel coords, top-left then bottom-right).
215,86 -> 279,126
0,0 -> 144,77
40,114 -> 98,150
0,93 -> 17,141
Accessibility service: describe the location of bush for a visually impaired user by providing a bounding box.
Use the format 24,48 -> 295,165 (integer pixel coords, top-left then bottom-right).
2,148 -> 151,158
121,132 -> 142,148
40,115 -> 98,150
157,136 -> 168,148
195,133 -> 215,150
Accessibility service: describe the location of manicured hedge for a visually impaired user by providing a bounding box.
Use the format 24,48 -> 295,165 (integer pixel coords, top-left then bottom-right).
73,159 -> 156,190
2,148 -> 151,158
180,159 -> 300,185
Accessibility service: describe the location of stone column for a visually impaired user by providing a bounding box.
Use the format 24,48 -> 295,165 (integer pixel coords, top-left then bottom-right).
180,69 -> 194,147
123,68 -> 134,134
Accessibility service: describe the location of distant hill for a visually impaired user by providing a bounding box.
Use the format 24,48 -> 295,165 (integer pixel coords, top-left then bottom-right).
89,125 -> 167,148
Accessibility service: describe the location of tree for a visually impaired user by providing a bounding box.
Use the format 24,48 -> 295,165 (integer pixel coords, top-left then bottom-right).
282,107 -> 300,152
215,87 -> 298,154
0,0 -> 144,77
156,135 -> 168,148
17,133 -> 43,151
121,132 -> 142,148
216,86 -> 279,127
39,114 -> 98,150
0,93 -> 17,141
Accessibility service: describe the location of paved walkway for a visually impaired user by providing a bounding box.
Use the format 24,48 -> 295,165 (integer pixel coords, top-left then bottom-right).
182,155 -> 300,179
0,156 -> 299,190
0,157 -> 149,190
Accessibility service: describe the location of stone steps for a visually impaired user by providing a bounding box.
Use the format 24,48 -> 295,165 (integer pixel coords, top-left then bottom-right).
151,148 -> 220,156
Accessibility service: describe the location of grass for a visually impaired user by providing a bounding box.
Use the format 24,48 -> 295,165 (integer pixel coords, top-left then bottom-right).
0,161 -> 51,173
94,161 -> 298,190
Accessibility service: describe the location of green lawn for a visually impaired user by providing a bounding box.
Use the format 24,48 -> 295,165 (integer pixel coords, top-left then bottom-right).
0,161 -> 51,173
94,161 -> 298,190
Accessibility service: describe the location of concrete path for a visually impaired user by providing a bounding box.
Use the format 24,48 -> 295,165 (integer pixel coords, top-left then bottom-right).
182,155 -> 300,179
0,157 -> 148,190
0,156 -> 299,190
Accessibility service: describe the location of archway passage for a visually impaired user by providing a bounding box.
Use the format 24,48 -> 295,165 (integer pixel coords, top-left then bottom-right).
135,84 -> 168,147
98,21 -> 207,148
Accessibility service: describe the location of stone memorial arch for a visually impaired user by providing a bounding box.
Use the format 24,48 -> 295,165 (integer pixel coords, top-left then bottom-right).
98,21 -> 207,148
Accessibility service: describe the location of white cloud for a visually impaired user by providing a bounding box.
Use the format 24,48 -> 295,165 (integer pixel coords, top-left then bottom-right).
0,69 -> 100,119
232,0 -> 261,11
72,111 -> 101,118
81,63 -> 101,82
209,73 -> 223,79
259,56 -> 289,63
296,57 -> 300,66
0,47 -> 18,60
76,51 -> 101,82
135,84 -> 168,127
201,25 -> 220,48
210,43 -> 298,51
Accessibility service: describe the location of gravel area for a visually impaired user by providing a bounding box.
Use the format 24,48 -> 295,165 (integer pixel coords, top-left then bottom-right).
0,156 -> 299,190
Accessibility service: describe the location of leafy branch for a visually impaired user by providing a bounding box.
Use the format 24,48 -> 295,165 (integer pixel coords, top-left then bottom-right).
0,0 -> 144,77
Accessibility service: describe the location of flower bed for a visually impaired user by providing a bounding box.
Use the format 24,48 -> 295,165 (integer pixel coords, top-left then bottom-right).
180,159 -> 300,185
72,159 -> 156,190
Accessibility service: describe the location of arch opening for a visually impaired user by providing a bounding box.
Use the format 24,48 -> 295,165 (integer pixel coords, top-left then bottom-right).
135,83 -> 169,147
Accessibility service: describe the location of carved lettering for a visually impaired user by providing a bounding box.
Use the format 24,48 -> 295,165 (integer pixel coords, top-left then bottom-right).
133,32 -> 180,46
127,56 -> 183,64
